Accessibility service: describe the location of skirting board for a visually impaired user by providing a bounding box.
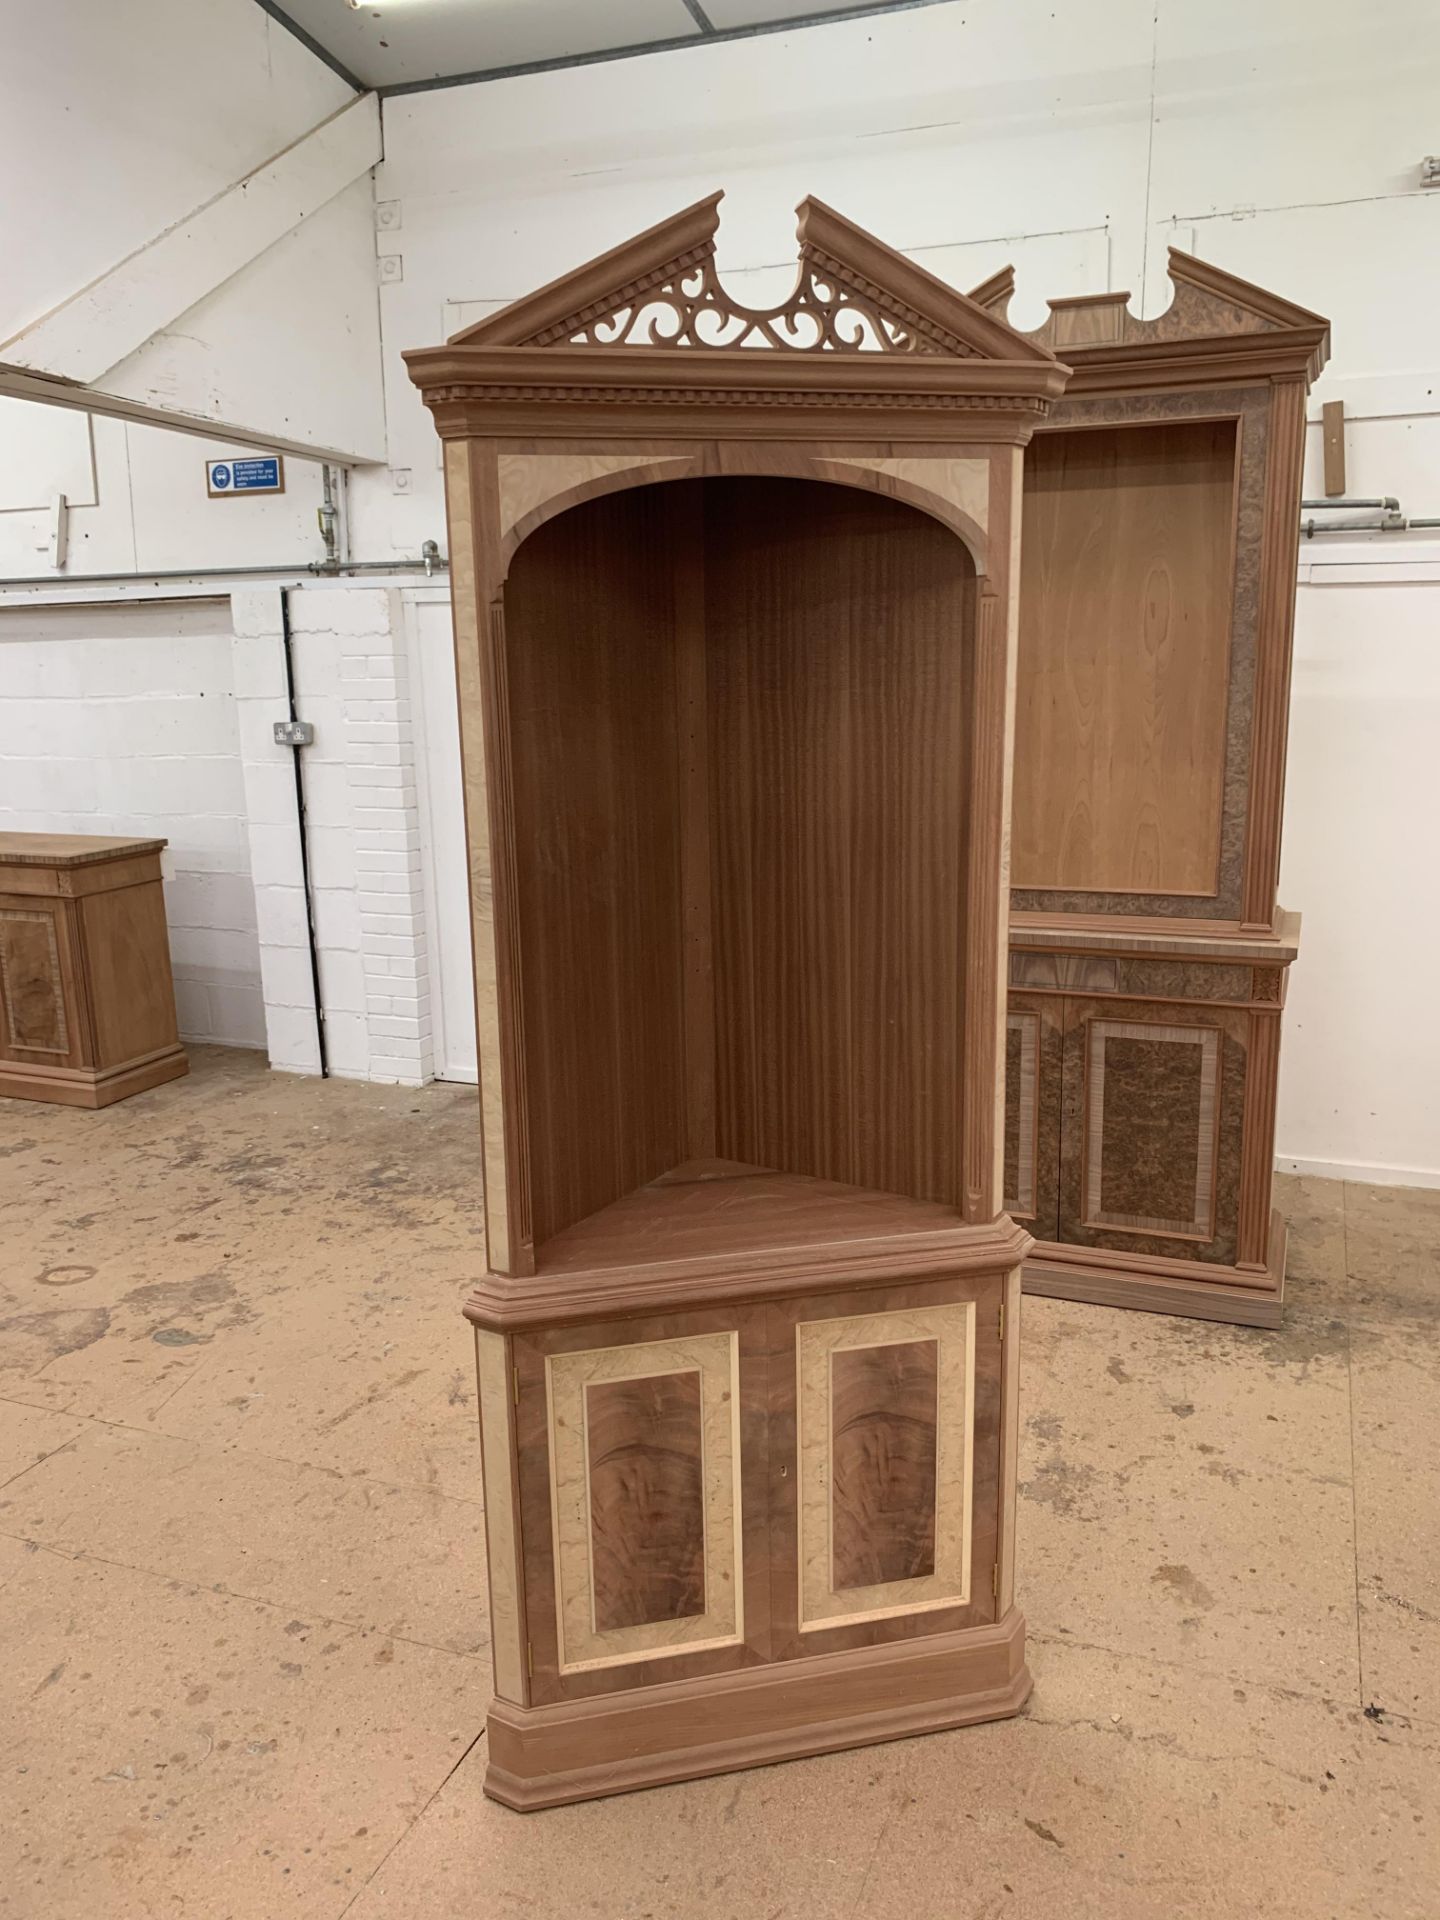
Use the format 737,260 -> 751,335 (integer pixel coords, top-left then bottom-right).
1022,1213 -> 1287,1329
485,1609 -> 1030,1811
1276,1156 -> 1440,1193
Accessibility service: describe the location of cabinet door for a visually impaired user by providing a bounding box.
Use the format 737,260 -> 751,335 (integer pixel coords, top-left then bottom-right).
513,1306 -> 772,1704
1058,996 -> 1249,1264
0,896 -> 87,1071
510,1274 -> 1005,1702
1004,995 -> 1062,1240
766,1273 -> 1004,1661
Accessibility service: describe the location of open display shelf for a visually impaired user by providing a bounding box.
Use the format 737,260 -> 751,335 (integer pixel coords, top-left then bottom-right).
407,190 -> 1068,1806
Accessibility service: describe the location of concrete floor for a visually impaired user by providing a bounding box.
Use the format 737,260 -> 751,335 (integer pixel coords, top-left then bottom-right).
0,1047 -> 1436,1919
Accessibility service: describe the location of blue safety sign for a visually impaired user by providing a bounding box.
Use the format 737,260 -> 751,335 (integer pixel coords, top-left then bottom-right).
207,456 -> 284,496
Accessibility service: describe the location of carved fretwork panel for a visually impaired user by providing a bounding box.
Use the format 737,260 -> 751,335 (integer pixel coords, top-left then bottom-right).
543,253 -> 974,356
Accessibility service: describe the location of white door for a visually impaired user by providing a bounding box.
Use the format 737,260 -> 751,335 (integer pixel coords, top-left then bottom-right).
407,589 -> 478,1083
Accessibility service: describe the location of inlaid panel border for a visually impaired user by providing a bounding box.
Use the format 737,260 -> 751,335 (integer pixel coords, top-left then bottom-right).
474,1330 -> 526,1704
545,1330 -> 743,1674
796,1301 -> 975,1632
1005,1009 -> 1039,1219
1083,1018 -> 1220,1239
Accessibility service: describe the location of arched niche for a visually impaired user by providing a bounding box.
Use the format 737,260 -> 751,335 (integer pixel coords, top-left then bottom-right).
498,472 -> 983,1253
496,450 -> 991,578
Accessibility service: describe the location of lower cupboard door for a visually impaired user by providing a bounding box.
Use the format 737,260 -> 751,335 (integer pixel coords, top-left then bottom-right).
1057,995 -> 1249,1264
766,1273 -> 1005,1661
0,896 -> 86,1072
512,1307 -> 772,1704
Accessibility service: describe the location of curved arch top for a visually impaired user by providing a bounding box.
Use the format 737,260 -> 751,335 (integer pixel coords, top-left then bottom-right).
496,447 -> 991,578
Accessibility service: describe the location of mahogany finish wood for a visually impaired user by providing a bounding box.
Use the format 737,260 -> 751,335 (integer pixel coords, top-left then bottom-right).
504,484 -> 688,1247
1015,420 -> 1237,898
975,248 -> 1326,1325
408,192 -> 1064,1806
0,833 -> 187,1108
705,477 -> 973,1203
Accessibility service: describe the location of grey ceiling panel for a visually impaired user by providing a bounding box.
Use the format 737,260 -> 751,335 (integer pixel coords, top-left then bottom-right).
267,0 -> 702,90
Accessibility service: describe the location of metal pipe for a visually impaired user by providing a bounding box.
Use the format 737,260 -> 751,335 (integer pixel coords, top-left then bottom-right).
1301,497 -> 1400,511
279,589 -> 329,1080
318,465 -> 341,571
1302,513 -> 1408,537
0,556 -> 447,589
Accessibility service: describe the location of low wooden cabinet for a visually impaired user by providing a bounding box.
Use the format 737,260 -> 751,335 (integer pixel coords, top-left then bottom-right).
407,192 -> 1068,1806
1004,926 -> 1296,1323
481,1234 -> 1019,1803
0,834 -> 188,1108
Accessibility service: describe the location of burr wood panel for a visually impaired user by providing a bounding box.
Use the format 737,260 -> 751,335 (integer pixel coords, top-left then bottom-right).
830,1338 -> 939,1590
546,1331 -> 742,1674
1058,996 -> 1249,1263
1014,419 -> 1238,898
796,1300 -> 975,1633
0,908 -> 68,1055
585,1368 -> 707,1633
706,477 -> 974,1204
1084,1021 -> 1220,1236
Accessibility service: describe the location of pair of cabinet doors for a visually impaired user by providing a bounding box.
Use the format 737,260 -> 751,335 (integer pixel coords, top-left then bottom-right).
503,1274 -> 1008,1705
1005,994 -> 1251,1266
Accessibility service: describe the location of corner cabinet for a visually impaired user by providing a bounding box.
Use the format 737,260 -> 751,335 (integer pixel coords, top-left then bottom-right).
971,253 -> 1327,1327
407,191 -> 1070,1807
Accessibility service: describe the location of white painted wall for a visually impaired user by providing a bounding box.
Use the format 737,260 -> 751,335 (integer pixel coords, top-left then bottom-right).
0,405 -> 336,579
0,600 -> 265,1048
1279,569 -> 1440,1187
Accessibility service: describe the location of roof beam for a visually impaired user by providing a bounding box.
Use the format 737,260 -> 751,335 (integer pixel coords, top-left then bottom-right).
0,94 -> 380,387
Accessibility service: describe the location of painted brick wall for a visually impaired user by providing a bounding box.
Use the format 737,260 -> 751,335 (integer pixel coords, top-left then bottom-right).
232,583 -> 433,1086
0,598 -> 266,1048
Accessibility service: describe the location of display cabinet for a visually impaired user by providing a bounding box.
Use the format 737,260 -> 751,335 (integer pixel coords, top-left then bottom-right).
971,253 -> 1328,1326
407,192 -> 1069,1806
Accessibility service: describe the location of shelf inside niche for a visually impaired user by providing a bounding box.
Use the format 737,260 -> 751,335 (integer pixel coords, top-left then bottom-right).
533,1158 -> 968,1280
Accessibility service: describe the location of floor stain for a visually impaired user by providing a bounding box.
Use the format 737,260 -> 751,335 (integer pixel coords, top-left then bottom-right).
1151,1563 -> 1217,1611
0,1305 -> 112,1364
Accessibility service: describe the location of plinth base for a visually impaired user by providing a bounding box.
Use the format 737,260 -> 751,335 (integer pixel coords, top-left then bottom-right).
484,1608 -> 1030,1811
0,1045 -> 189,1110
1022,1211 -> 1288,1329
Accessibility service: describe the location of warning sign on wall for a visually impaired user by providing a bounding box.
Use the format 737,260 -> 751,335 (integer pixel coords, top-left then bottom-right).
206,456 -> 285,497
